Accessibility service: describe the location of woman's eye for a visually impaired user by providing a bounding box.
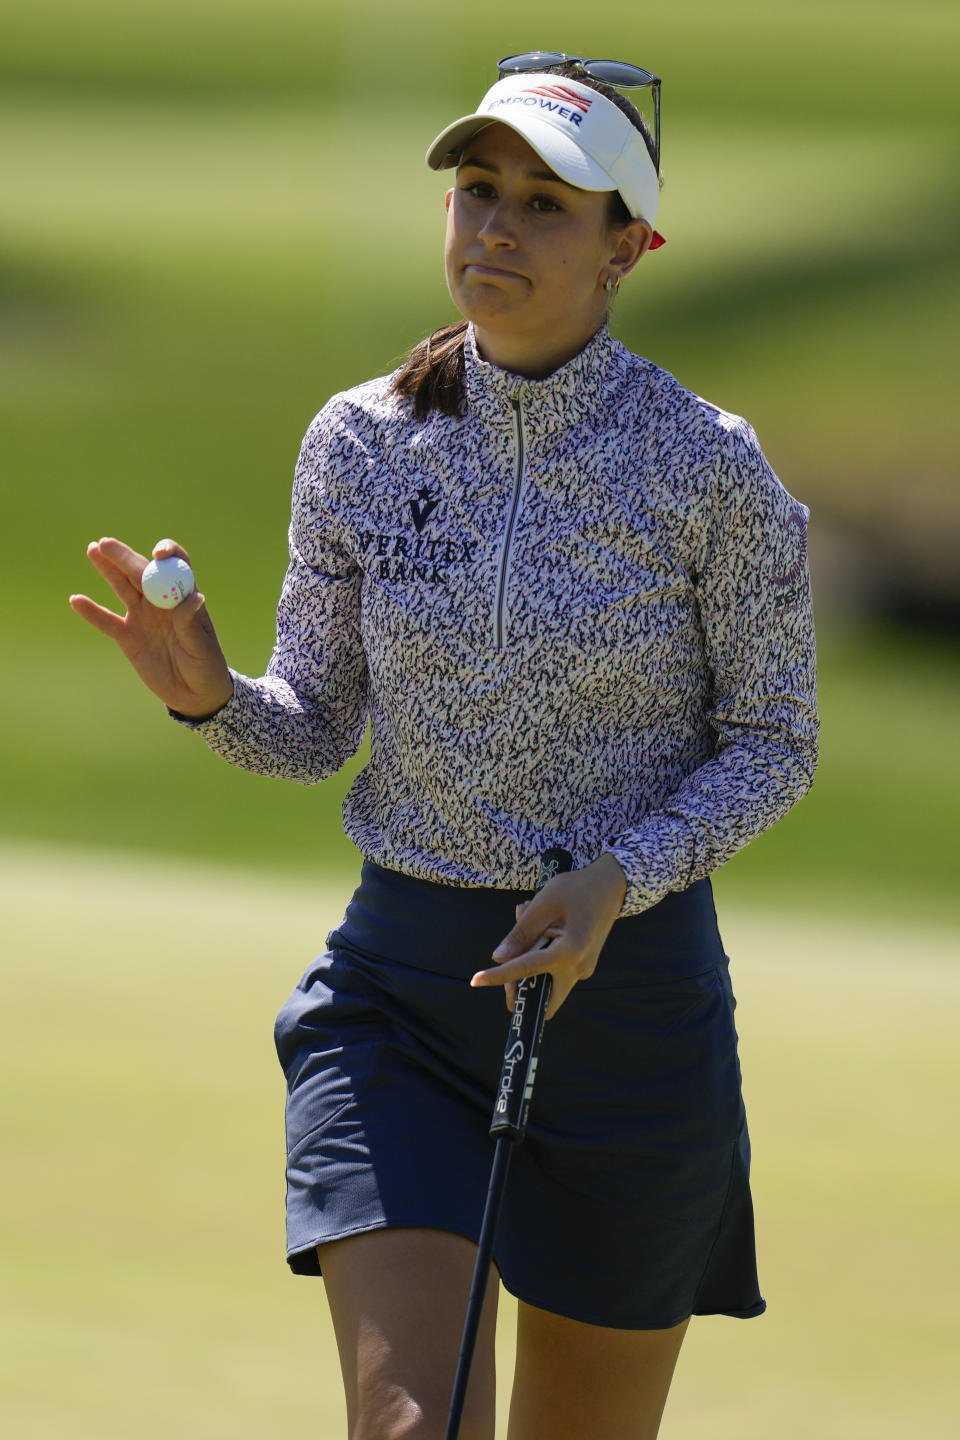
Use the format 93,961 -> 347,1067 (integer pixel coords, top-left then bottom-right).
531,196 -> 562,213
465,181 -> 495,198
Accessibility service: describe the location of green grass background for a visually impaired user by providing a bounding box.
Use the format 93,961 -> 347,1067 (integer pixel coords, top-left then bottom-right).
2,1 -> 959,1434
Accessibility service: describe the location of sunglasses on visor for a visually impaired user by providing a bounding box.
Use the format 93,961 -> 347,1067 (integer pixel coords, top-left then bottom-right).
496,53 -> 661,172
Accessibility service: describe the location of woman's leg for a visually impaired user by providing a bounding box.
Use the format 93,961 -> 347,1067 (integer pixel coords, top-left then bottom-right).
507,1302 -> 689,1440
319,1227 -> 500,1440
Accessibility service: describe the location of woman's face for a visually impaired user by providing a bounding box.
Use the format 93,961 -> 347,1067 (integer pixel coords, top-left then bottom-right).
444,123 -> 648,376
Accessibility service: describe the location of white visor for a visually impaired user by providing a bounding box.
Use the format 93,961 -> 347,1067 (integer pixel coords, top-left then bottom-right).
426,74 -> 660,226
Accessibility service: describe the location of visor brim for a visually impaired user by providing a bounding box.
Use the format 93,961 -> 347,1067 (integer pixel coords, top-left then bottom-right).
426,113 -> 616,196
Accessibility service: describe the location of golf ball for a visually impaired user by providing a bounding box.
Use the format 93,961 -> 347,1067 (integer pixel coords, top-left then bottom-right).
141,556 -> 195,609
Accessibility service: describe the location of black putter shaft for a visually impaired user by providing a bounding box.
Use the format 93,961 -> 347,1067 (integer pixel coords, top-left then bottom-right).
444,847 -> 574,1440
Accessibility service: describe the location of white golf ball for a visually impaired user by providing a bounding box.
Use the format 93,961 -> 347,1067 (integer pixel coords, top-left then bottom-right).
141,556 -> 195,609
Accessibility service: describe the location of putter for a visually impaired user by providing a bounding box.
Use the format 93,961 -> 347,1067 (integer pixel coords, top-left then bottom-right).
444,847 -> 574,1440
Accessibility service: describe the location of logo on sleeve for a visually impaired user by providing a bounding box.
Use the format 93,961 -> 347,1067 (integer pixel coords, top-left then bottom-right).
771,505 -> 810,611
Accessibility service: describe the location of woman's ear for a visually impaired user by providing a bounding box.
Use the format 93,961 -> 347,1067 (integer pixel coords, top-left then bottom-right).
610,219 -> 654,282
445,187 -> 454,213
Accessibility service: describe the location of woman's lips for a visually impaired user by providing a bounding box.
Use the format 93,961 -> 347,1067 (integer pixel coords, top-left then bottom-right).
464,263 -> 524,279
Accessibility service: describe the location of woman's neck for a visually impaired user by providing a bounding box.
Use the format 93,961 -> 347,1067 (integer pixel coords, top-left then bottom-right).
471,313 -> 607,380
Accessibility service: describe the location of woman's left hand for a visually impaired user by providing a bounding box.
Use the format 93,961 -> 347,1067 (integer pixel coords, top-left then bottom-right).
471,853 -> 628,1019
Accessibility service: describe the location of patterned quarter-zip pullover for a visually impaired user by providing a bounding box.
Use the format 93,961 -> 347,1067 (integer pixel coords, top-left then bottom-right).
183,323 -> 819,916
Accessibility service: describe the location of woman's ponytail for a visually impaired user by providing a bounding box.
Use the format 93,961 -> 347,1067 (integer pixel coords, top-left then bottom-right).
389,321 -> 468,420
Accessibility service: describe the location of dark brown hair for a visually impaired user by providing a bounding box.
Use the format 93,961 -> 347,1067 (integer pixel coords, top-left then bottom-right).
390,64 -> 658,421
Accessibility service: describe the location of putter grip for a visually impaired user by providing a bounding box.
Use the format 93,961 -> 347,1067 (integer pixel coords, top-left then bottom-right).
488,847 -> 573,1142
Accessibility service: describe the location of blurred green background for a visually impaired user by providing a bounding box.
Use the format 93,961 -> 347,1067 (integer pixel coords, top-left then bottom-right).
2,1 -> 959,1436
3,0 -> 959,917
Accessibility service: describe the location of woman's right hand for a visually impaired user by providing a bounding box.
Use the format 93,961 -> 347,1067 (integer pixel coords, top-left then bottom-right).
69,537 -> 235,719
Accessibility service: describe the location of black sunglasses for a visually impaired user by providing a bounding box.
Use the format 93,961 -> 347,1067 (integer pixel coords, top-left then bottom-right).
497,52 -> 661,171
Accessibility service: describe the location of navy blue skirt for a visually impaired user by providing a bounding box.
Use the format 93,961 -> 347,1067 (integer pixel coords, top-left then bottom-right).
273,861 -> 765,1330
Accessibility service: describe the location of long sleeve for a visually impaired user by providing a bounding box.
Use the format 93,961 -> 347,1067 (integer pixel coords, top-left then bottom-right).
604,419 -> 819,915
178,410 -> 370,784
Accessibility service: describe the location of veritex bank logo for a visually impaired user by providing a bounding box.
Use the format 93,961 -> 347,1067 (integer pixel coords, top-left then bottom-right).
489,84 -> 592,127
409,485 -> 441,533
357,486 -> 479,586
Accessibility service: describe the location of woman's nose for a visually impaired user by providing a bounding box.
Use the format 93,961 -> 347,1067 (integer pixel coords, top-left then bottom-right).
478,199 -> 518,246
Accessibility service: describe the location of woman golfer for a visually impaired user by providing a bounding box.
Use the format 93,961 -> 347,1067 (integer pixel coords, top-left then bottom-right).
72,54 -> 818,1440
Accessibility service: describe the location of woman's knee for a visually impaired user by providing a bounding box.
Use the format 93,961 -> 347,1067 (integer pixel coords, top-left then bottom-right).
319,1228 -> 498,1440
351,1393 -> 490,1440
347,1336 -> 495,1440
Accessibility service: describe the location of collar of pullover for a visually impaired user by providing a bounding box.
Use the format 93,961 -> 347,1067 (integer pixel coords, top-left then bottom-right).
462,321 -> 621,436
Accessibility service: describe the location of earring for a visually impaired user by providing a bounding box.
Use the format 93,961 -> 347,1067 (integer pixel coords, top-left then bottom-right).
604,275 -> 619,293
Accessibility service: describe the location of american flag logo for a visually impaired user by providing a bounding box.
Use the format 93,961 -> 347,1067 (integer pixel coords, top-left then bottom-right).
523,83 -> 593,113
